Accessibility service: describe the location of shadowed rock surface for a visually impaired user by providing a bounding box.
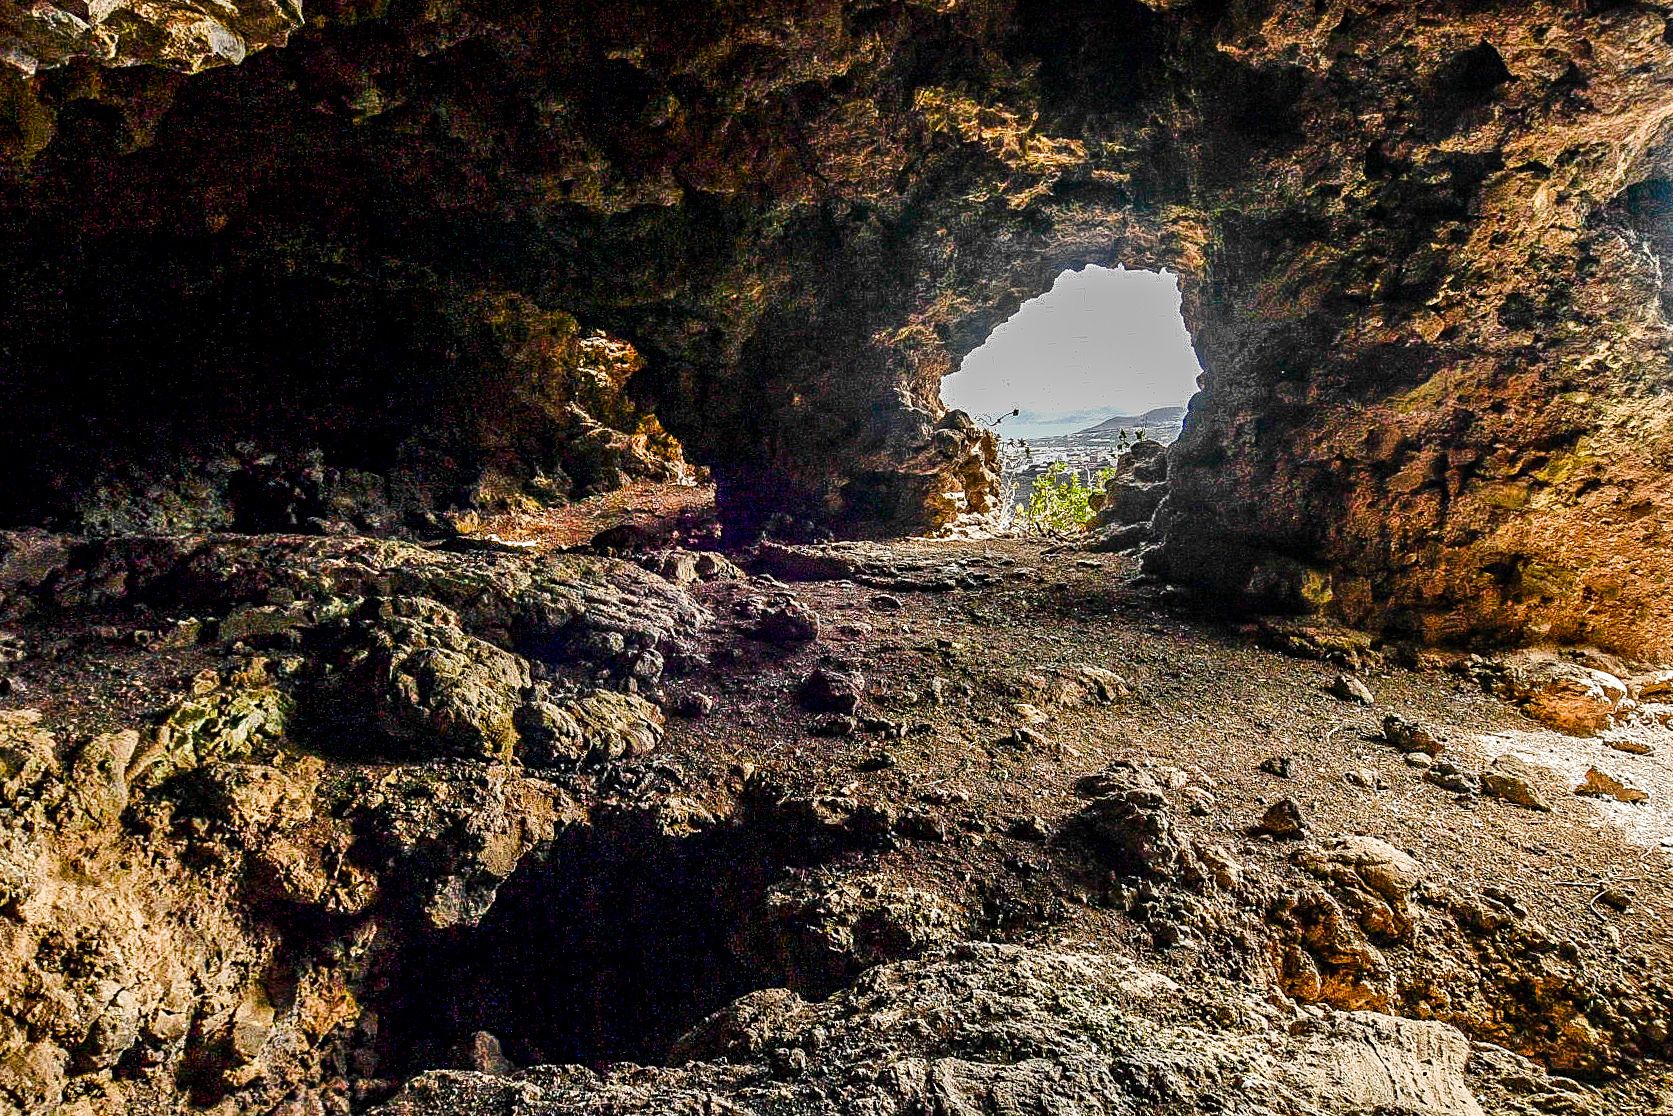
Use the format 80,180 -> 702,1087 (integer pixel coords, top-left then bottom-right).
1,2 -> 1672,653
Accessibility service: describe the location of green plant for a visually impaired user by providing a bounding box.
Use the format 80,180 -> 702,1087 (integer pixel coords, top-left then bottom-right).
1017,462 -> 1115,535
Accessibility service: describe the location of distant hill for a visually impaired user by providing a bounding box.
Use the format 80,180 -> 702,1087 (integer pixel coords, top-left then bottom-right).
1073,405 -> 1187,437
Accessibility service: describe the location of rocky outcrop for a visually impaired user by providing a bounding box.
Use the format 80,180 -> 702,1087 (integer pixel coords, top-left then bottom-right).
376,943 -> 1491,1116
0,532 -> 721,1114
1,4 -> 1672,652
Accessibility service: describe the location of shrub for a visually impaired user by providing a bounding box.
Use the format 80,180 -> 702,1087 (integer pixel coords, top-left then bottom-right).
1016,462 -> 1115,535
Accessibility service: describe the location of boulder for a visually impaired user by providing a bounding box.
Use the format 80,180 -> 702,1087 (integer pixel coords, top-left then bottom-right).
1481,756 -> 1553,812
1491,652 -> 1628,736
800,667 -> 866,715
1575,766 -> 1648,804
345,599 -> 532,760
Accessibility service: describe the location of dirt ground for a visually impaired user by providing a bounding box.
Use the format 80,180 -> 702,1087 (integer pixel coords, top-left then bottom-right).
653,536 -> 1673,1104
5,523 -> 1673,1113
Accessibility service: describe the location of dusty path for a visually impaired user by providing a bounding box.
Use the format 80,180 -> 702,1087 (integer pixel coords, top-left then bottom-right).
654,538 -> 1673,1103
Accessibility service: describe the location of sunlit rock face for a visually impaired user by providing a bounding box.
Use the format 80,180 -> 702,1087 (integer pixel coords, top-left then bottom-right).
1,0 -> 1671,655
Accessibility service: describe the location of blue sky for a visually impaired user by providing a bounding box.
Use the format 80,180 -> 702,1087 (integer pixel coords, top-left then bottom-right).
940,266 -> 1203,440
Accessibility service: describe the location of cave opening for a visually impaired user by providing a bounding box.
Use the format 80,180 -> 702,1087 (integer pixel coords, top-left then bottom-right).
940,265 -> 1201,533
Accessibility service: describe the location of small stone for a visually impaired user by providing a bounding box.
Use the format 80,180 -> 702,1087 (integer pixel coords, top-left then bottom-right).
1329,673 -> 1374,704
670,690 -> 717,717
1344,768 -> 1384,790
1603,735 -> 1653,756
856,751 -> 896,772
1424,760 -> 1480,796
1259,755 -> 1295,779
1481,757 -> 1552,812
1250,798 -> 1306,839
810,714 -> 858,737
1575,766 -> 1648,804
896,810 -> 949,842
753,600 -> 820,644
1008,725 -> 1047,748
870,594 -> 905,611
1008,815 -> 1049,842
800,666 -> 866,715
1404,752 -> 1433,770
863,717 -> 906,739
1381,713 -> 1446,755
1633,669 -> 1673,700
1597,887 -> 1635,912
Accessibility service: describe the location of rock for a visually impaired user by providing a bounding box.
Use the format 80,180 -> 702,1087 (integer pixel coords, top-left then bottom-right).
1632,669 -> 1673,700
1481,757 -> 1552,812
1296,835 -> 1423,928
217,603 -> 313,646
1381,714 -> 1446,756
1404,753 -> 1434,770
1078,786 -> 1185,877
1260,755 -> 1295,778
1424,760 -> 1481,797
1491,652 -> 1628,735
1007,725 -> 1048,749
0,531 -> 72,612
1008,815 -> 1049,842
515,690 -> 664,768
1603,735 -> 1653,756
1067,665 -> 1129,704
754,542 -> 864,582
637,550 -> 743,585
1251,798 -> 1307,839
1344,768 -> 1385,791
753,600 -> 820,644
1090,477 -> 1167,529
351,601 -> 532,760
739,874 -> 966,992
1256,620 -> 1382,672
1597,887 -> 1634,913
456,1032 -> 515,1076
809,714 -> 858,738
799,667 -> 865,715
668,689 -> 717,717
1329,673 -> 1374,705
383,943 -> 1491,1116
869,594 -> 904,611
1085,521 -> 1152,553
1575,767 -> 1648,804
1195,841 -> 1243,890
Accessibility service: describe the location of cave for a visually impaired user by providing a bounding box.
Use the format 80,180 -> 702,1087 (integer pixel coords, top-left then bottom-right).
2,0 -> 1669,654
4,4 -> 1673,1116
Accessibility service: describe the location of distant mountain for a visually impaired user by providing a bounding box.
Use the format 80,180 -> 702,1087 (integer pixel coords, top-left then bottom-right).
1073,405 -> 1187,437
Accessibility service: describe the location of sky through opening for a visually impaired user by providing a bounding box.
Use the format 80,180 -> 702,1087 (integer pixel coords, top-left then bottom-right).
941,266 -> 1202,440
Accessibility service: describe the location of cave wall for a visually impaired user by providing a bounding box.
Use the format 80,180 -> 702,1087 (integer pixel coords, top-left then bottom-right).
2,0 -> 1672,656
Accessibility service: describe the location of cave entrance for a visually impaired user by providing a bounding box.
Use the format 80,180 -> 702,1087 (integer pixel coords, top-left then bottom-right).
941,266 -> 1201,534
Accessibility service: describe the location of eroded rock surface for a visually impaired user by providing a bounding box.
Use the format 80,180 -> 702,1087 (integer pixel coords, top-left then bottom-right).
0,5 -> 1671,654
378,944 -> 1490,1116
0,534 -> 1670,1114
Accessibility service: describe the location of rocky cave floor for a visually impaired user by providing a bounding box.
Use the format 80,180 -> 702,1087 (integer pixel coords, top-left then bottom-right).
3,520 -> 1673,1114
